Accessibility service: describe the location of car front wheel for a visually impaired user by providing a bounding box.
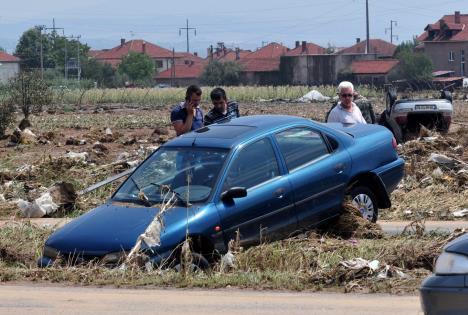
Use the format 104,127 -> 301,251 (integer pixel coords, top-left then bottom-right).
349,186 -> 379,222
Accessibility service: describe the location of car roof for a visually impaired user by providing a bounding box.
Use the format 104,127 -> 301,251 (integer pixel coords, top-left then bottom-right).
164,115 -> 316,149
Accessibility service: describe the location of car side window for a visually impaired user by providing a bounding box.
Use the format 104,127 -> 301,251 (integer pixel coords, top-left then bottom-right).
222,138 -> 279,191
275,127 -> 329,171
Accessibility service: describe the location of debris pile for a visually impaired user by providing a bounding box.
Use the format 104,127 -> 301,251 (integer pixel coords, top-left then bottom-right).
386,128 -> 468,220
323,202 -> 383,239
17,182 -> 77,218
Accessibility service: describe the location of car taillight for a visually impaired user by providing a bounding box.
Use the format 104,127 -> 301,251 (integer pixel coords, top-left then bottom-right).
392,137 -> 398,149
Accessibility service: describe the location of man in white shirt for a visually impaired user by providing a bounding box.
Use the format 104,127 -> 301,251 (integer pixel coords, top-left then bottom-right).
327,81 -> 367,124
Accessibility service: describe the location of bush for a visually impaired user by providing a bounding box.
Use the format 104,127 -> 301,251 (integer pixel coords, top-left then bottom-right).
8,71 -> 52,128
0,98 -> 15,137
200,61 -> 243,86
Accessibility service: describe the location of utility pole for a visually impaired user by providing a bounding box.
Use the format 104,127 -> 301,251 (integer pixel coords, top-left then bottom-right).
179,19 -> 196,53
38,25 -> 46,79
366,0 -> 370,54
171,48 -> 175,87
385,20 -> 398,44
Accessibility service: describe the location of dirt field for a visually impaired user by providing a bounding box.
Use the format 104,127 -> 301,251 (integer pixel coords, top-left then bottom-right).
1,98 -> 466,221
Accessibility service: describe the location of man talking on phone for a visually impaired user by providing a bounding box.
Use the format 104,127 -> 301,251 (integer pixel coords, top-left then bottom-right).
170,85 -> 204,136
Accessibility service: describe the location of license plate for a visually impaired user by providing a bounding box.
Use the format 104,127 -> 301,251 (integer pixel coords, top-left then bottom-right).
415,104 -> 437,110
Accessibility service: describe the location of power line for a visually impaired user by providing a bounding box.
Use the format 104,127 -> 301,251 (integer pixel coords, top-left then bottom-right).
385,20 -> 398,43
179,19 -> 196,53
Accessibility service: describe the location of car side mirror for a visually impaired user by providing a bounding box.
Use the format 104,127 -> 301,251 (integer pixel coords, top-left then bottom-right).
221,187 -> 247,201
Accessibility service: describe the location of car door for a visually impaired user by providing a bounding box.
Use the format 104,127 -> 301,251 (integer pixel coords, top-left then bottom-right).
273,127 -> 351,229
216,137 -> 296,246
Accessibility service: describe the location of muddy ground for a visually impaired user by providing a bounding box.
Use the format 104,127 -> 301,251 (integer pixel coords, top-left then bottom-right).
1,99 -> 466,221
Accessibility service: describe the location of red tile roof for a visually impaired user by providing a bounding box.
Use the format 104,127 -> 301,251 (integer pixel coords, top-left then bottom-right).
95,39 -> 174,61
155,63 -> 204,79
0,51 -> 20,62
88,50 -> 104,58
239,58 -> 281,72
419,13 -> 468,42
350,60 -> 399,74
211,50 -> 251,62
243,42 -> 289,59
174,52 -> 205,65
285,42 -> 326,56
338,39 -> 396,57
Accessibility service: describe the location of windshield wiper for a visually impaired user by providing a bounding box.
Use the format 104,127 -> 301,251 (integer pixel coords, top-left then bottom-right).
130,177 -> 151,207
149,183 -> 192,207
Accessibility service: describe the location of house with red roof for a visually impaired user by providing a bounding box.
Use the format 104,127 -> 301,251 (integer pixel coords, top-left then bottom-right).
91,39 -> 176,73
285,41 -> 327,56
0,51 -> 20,83
416,11 -> 468,77
350,59 -> 399,85
238,42 -> 289,85
337,38 -> 396,58
154,63 -> 204,87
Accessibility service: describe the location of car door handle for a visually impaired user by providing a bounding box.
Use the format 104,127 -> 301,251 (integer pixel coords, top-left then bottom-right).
273,188 -> 285,199
334,163 -> 345,174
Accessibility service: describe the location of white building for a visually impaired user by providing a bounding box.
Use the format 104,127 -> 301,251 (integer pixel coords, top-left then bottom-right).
0,51 -> 20,83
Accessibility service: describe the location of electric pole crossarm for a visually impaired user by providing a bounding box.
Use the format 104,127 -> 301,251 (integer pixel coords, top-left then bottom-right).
179,19 -> 197,53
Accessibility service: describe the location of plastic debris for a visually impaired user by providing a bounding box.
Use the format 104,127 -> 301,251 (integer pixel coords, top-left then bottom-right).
64,151 -> 89,162
340,258 -> 380,272
17,182 -> 77,218
453,209 -> 468,218
377,265 -> 410,279
298,90 -> 330,102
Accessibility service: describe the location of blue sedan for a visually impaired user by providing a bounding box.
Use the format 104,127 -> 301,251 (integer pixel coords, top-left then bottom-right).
39,115 -> 404,268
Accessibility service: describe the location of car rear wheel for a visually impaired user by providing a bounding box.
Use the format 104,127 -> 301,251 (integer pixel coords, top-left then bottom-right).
349,186 -> 379,222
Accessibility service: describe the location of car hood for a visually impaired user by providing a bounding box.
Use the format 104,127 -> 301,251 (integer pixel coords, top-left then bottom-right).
444,232 -> 468,256
45,202 -> 191,256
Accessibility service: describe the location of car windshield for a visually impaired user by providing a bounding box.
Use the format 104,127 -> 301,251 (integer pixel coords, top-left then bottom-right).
113,147 -> 229,204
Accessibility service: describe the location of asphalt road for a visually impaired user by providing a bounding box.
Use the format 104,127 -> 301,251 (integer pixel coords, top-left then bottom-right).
0,285 -> 423,315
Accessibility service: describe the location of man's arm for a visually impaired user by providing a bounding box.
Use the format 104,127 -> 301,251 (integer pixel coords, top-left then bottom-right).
171,103 -> 195,136
326,108 -> 339,123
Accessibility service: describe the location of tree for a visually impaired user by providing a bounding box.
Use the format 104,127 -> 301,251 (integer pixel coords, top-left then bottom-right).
8,71 -> 52,129
0,96 -> 15,137
118,52 -> 154,84
200,61 -> 243,86
392,40 -> 433,88
15,26 -> 55,69
14,26 -> 90,74
81,58 -> 118,87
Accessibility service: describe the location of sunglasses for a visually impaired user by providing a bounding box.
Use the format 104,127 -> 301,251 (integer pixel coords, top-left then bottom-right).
340,93 -> 353,98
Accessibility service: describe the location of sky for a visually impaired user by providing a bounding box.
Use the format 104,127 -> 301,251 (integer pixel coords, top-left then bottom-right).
0,0 -> 466,56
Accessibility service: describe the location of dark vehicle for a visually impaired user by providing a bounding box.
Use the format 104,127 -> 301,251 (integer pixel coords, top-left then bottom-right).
379,86 -> 453,143
420,233 -> 468,315
38,115 -> 404,268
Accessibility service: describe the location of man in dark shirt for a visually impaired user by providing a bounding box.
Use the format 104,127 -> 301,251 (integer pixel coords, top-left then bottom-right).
204,87 -> 240,126
170,85 -> 204,136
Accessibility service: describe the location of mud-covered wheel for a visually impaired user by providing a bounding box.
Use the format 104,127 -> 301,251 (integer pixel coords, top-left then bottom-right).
349,186 -> 379,222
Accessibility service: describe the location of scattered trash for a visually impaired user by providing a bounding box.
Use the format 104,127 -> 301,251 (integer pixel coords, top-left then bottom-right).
340,258 -> 380,272
377,265 -> 410,279
298,90 -> 330,102
125,189 -> 176,266
64,151 -> 89,162
17,182 -> 77,218
10,128 -> 37,145
453,209 -> 468,218
0,194 -> 5,202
